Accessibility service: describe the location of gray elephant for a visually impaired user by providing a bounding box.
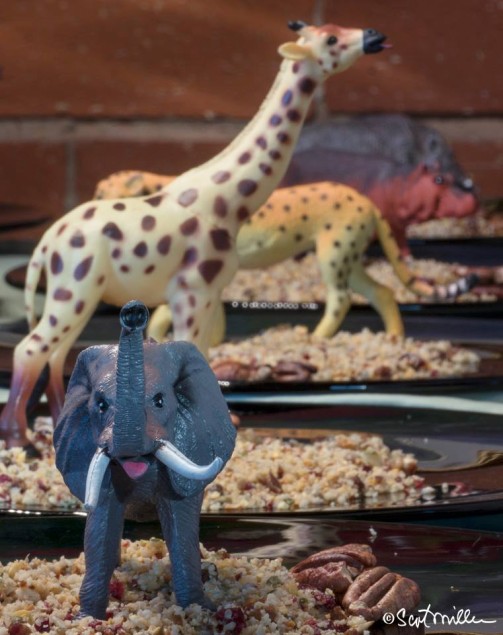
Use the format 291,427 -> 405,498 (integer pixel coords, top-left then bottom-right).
53,300 -> 236,619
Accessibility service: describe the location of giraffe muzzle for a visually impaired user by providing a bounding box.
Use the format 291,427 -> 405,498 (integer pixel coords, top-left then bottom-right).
363,29 -> 388,54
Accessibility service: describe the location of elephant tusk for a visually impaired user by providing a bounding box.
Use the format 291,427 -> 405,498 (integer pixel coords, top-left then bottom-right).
155,440 -> 223,480
84,448 -> 111,512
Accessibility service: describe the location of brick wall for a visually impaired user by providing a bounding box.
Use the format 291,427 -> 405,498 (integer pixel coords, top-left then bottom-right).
0,0 -> 501,243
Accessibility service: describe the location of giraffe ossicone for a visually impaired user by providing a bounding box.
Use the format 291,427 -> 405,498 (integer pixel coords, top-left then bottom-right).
0,21 -> 387,447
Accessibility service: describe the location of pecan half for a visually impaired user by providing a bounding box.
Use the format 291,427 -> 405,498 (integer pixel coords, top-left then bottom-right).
211,359 -> 252,381
270,360 -> 317,382
291,544 -> 377,592
342,566 -> 421,621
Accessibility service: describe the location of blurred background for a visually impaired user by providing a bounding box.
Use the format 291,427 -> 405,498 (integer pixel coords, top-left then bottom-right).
0,0 -> 501,241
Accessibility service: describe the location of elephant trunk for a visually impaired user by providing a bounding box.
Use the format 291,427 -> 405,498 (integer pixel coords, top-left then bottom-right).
110,300 -> 150,458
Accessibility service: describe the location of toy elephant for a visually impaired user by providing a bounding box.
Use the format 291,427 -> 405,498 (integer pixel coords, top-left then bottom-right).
53,300 -> 236,618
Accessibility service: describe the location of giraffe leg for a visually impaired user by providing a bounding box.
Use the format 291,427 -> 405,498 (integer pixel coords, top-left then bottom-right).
209,300 -> 226,348
349,264 -> 404,336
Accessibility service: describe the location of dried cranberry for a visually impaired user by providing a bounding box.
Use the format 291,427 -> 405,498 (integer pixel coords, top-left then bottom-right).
0,474 -> 13,483
215,606 -> 246,634
8,624 -> 32,635
109,578 -> 125,600
34,617 -> 51,633
312,589 -> 337,610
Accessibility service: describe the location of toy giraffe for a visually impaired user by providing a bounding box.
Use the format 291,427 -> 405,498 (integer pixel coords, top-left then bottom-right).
0,21 -> 387,448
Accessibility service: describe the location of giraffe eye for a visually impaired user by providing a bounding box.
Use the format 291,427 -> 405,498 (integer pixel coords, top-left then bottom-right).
327,35 -> 338,45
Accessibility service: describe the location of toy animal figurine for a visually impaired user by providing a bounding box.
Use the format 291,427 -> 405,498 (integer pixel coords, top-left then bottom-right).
0,20 -> 387,448
53,300 -> 236,618
94,160 -> 470,256
145,181 -> 476,343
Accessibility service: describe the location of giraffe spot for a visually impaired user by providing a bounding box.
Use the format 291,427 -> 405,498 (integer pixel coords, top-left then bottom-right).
52,337 -> 59,343
70,232 -> 86,248
210,228 -> 232,251
112,248 -> 122,259
102,222 -> 123,241
54,288 -> 72,301
75,300 -> 85,315
237,179 -> 257,197
193,328 -> 200,338
113,202 -> 126,211
287,109 -> 301,122
142,215 -> 156,231
178,276 -> 188,289
133,241 -> 148,258
49,315 -> 58,327
144,264 -> 155,274
120,264 -> 130,273
186,316 -> 194,328
282,88 -> 294,106
198,259 -> 223,284
50,252 -> 63,275
179,217 -> 199,236
259,163 -> 272,175
332,61 -> 338,69
181,247 -> 198,267
294,234 -> 303,242
83,207 -> 96,220
269,149 -> 282,161
298,77 -> 316,94
211,171 -> 231,184
97,275 -> 105,285
205,300 -> 212,309
56,224 -> 67,236
214,196 -> 228,218
41,344 -> 49,353
157,235 -> 172,255
145,194 -> 163,207
277,131 -> 291,144
238,151 -> 251,164
173,303 -> 182,315
178,189 -> 198,207
292,62 -> 300,73
41,245 -> 48,254
256,136 -> 268,150
30,333 -> 42,342
237,206 -> 250,221
269,114 -> 282,127
74,256 -> 94,281
63,326 -> 71,333
188,295 -> 196,307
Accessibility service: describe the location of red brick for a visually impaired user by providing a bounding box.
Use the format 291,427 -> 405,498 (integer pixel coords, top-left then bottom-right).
323,0 -> 502,115
0,141 -> 67,225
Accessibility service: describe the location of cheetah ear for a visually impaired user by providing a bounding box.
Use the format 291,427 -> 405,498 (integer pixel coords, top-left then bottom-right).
278,42 -> 314,61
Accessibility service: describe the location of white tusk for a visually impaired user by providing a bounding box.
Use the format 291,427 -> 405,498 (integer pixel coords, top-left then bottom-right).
84,448 -> 111,512
155,440 -> 223,480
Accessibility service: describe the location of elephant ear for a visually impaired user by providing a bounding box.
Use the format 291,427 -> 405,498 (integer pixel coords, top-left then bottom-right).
164,341 -> 236,498
53,345 -> 110,502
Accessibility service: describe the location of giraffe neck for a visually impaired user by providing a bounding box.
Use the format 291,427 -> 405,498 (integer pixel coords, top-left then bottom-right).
169,58 -> 324,235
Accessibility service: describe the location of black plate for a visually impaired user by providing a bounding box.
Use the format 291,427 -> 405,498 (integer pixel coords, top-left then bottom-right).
0,516 -> 502,634
2,407 -> 503,524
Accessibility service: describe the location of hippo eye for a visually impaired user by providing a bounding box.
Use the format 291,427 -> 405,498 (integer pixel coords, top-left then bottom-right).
434,175 -> 445,185
153,392 -> 164,408
327,35 -> 338,46
96,397 -> 109,413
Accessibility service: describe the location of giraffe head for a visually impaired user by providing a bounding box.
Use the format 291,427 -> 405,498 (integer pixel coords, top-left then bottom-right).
279,21 -> 387,77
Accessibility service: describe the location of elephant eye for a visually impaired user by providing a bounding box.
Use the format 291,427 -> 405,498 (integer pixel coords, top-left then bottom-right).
96,397 -> 109,413
153,392 -> 164,408
327,35 -> 338,45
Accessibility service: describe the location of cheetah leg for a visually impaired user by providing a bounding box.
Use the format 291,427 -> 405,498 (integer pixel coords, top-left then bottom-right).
147,304 -> 173,342
313,284 -> 351,338
349,264 -> 405,336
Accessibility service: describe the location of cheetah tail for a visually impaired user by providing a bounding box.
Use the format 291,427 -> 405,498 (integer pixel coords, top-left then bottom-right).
374,207 -> 479,300
24,241 -> 46,330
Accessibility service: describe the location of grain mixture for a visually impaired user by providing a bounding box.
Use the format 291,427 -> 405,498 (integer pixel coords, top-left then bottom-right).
209,326 -> 481,383
0,539 -> 372,634
0,421 -> 424,514
221,253 -> 494,304
406,210 -> 503,239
